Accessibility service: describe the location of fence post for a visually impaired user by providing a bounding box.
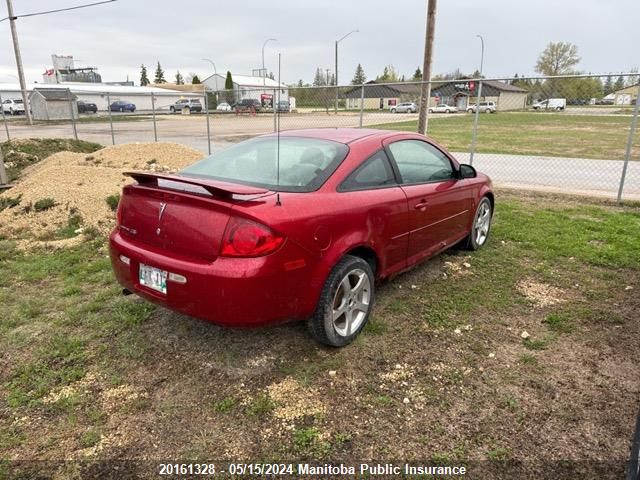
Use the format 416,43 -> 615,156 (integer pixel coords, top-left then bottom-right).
469,80 -> 483,166
204,88 -> 212,155
0,93 -> 10,141
106,92 -> 115,145
359,83 -> 365,128
617,82 -> 640,204
0,145 -> 8,185
272,89 -> 277,133
68,91 -> 78,141
151,92 -> 158,142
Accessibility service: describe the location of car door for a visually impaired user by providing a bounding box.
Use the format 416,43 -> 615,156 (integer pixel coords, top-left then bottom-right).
338,148 -> 409,277
385,137 -> 473,265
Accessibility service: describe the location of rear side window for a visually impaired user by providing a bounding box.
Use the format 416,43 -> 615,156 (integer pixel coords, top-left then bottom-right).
181,137 -> 349,193
339,150 -> 396,191
388,140 -> 454,184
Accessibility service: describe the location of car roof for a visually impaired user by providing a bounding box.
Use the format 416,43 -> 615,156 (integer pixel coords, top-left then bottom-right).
262,128 -> 401,144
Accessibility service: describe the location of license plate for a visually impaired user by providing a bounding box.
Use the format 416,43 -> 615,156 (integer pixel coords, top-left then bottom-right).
139,264 -> 168,294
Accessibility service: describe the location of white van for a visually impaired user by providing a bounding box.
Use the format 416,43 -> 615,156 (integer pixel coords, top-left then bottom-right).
532,98 -> 566,111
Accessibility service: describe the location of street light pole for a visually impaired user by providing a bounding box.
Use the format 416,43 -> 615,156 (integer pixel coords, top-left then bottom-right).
335,29 -> 358,114
5,0 -> 32,125
262,38 -> 277,86
469,34 -> 484,166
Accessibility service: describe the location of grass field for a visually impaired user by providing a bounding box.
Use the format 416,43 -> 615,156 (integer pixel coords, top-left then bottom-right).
1,190 -> 639,478
371,112 -> 640,160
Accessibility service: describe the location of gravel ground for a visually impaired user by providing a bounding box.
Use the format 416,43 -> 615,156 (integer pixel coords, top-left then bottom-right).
0,142 -> 203,244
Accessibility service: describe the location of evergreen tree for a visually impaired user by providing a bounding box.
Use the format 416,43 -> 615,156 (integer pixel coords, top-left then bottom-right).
297,79 -> 304,87
412,67 -> 422,81
377,65 -> 398,83
225,71 -> 234,90
154,62 -> 166,84
140,64 -> 150,86
603,75 -> 613,95
613,75 -> 625,92
313,67 -> 326,86
351,64 -> 366,85
191,74 -> 201,84
175,71 -> 184,85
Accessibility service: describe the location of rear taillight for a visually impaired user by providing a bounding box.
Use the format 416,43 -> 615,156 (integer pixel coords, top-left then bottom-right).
221,218 -> 285,257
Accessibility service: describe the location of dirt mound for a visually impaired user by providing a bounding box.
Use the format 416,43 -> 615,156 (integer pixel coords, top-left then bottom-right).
0,142 -> 204,243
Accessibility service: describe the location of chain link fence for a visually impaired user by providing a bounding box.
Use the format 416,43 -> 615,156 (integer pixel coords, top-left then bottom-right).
1,74 -> 638,201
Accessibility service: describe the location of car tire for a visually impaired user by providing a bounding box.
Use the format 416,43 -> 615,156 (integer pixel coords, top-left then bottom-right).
428,108 -> 434,113
445,109 -> 450,113
463,197 -> 492,251
307,254 -> 375,347
629,406 -> 640,480
170,106 -> 175,113
391,108 -> 396,113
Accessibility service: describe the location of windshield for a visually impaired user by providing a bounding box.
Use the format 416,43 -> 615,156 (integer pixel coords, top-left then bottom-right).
181,136 -> 349,192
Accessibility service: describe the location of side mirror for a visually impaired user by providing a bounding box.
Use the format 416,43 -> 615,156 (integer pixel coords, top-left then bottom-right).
459,164 -> 477,179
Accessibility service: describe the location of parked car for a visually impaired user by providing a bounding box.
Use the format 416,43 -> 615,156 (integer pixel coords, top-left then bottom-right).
110,128 -> 494,347
466,101 -> 496,113
233,98 -> 262,113
170,99 -> 202,113
276,100 -> 291,113
390,102 -> 417,113
77,100 -> 97,113
428,104 -> 458,113
2,98 -> 25,115
110,101 -> 136,112
532,98 -> 566,111
596,98 -> 614,105
216,102 -> 232,111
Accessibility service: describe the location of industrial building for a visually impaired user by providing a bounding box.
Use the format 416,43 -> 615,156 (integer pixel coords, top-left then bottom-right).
202,73 -> 289,105
0,82 -> 202,112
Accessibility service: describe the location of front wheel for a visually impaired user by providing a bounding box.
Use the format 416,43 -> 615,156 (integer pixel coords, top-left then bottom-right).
428,108 -> 434,113
463,197 -> 492,250
170,106 -> 175,113
391,108 -> 396,113
307,255 -> 375,347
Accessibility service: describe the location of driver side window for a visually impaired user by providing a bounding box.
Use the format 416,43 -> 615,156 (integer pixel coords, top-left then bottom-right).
388,140 -> 453,184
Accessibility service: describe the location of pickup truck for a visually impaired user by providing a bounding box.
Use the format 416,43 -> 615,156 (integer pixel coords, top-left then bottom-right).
532,98 -> 566,111
233,99 -> 262,113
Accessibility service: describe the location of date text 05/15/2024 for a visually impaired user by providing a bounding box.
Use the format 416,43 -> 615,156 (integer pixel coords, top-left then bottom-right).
158,463 -> 468,476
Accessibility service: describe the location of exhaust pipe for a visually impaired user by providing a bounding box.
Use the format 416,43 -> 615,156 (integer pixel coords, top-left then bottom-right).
122,288 -> 133,296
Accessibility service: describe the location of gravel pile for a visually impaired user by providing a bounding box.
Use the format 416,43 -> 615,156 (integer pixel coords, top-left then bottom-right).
0,142 -> 204,244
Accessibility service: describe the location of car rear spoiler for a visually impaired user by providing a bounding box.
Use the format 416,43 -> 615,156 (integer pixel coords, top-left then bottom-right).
124,171 -> 272,197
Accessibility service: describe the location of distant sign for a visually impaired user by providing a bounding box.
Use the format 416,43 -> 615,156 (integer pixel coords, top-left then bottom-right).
454,81 -> 475,93
260,93 -> 273,108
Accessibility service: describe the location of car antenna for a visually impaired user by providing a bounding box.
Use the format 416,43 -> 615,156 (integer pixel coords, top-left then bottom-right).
275,52 -> 282,206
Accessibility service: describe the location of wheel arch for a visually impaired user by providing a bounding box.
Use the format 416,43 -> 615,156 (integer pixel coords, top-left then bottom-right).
344,245 -> 378,277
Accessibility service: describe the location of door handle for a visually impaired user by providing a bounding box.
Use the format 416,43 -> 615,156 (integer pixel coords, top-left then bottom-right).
414,200 -> 428,210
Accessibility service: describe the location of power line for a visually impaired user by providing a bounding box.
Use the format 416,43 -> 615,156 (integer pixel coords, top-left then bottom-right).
0,0 -> 117,22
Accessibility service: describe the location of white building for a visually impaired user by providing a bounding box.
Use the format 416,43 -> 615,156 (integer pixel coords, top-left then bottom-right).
202,73 -> 289,105
0,82 -> 202,112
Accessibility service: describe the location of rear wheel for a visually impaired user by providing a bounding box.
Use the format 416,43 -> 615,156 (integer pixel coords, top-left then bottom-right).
307,255 -> 374,347
391,108 -> 396,113
463,197 -> 492,250
170,106 -> 175,113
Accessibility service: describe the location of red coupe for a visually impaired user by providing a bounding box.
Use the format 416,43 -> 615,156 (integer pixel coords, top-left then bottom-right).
110,128 -> 494,346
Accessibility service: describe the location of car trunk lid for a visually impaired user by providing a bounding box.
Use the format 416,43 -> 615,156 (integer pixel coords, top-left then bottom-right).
118,172 -> 273,262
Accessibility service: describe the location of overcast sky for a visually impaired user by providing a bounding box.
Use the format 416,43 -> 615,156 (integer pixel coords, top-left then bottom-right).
0,0 -> 638,86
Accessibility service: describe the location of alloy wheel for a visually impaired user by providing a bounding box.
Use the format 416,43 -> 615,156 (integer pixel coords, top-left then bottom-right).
331,269 -> 371,337
474,201 -> 491,246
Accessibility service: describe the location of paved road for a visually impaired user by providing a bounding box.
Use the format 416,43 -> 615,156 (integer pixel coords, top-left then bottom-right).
2,113 -> 638,200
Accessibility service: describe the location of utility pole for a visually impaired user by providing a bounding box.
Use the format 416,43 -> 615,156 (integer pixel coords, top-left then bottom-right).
6,0 -> 33,125
417,0 -> 437,135
335,30 -> 358,114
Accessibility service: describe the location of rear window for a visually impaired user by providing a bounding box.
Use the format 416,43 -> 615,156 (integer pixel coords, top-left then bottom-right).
15,100 -> 23,104
181,137 -> 349,193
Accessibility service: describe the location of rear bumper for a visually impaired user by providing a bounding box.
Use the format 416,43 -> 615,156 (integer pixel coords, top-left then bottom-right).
109,229 -> 319,327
